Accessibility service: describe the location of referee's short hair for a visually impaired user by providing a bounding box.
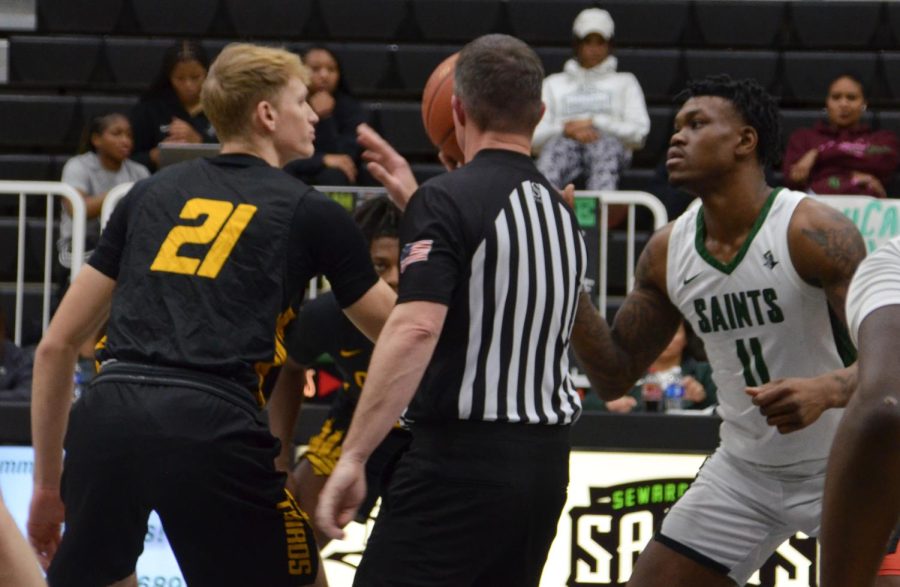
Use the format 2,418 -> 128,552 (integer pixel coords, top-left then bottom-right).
202,43 -> 310,141
455,34 -> 544,136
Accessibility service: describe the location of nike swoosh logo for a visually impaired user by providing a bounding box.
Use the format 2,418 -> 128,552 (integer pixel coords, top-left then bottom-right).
339,349 -> 362,358
683,273 -> 701,285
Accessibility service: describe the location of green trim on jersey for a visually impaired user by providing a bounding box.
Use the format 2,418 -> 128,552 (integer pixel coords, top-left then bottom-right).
695,188 -> 783,274
828,306 -> 858,367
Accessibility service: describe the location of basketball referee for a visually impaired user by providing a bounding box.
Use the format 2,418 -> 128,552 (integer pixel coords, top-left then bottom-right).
27,43 -> 395,587
318,34 -> 587,586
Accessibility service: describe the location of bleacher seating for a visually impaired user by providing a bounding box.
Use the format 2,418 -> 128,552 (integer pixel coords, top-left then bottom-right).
5,0 -> 900,334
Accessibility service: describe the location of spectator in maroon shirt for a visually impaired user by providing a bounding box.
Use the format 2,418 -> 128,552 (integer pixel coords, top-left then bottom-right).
783,73 -> 899,198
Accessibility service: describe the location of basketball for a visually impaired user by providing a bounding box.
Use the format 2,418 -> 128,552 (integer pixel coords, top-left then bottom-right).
421,52 -> 464,164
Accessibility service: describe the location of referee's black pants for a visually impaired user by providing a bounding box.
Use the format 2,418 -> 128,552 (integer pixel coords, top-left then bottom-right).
354,419 -> 570,587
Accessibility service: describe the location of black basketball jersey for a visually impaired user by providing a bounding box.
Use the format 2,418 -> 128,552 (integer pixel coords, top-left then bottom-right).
90,154 -> 377,398
284,291 -> 372,397
397,149 -> 587,425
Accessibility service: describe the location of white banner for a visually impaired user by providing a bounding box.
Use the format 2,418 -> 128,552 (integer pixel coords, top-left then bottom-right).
1,446 -> 821,586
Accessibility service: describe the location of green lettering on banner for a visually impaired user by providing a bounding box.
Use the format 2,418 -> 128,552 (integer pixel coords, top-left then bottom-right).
828,197 -> 900,253
574,197 -> 597,228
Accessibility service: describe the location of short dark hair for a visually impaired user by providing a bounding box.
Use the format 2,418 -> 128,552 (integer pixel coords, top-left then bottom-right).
353,196 -> 401,246
454,34 -> 544,135
679,75 -> 783,167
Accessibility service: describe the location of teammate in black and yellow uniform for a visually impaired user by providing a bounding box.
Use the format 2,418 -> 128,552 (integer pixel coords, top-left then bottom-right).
27,43 -> 395,587
270,196 -> 411,545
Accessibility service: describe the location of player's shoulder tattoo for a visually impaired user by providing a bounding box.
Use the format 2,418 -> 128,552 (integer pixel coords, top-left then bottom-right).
798,201 -> 866,279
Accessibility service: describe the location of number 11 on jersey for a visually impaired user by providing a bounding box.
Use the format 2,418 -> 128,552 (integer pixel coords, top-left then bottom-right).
736,337 -> 770,386
151,198 -> 257,279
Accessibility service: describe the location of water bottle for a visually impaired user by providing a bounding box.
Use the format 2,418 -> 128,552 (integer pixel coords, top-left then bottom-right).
641,368 -> 663,412
664,367 -> 685,412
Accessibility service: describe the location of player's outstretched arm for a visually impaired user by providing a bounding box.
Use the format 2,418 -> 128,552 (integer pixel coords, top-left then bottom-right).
821,306 -> 900,587
747,199 -> 866,433
343,279 -> 397,343
0,492 -> 45,587
571,228 -> 683,400
28,265 -> 114,569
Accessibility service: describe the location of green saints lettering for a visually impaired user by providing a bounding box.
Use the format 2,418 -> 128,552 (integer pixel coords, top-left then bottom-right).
610,482 -> 690,510
693,288 -> 784,334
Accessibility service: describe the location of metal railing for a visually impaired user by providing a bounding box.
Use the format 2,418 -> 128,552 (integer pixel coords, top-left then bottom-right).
0,181 -> 85,346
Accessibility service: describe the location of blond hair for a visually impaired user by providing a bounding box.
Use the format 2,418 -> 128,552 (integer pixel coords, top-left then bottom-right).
201,43 -> 309,141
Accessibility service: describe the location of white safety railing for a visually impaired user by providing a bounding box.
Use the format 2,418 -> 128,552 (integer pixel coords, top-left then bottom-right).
0,181 -> 86,346
578,190 -> 668,317
100,181 -> 134,230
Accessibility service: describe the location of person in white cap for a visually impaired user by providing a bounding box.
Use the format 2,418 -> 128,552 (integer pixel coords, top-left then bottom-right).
533,7 -> 650,226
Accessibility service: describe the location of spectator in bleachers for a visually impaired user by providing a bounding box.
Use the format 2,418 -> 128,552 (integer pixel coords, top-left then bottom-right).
129,40 -> 217,171
59,113 -> 149,271
532,8 -> 650,225
284,46 -> 367,186
0,308 -> 32,401
783,73 -> 899,198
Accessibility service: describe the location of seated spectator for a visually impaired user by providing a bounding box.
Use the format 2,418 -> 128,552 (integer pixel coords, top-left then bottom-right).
130,40 -> 217,171
582,322 -> 716,413
59,113 -> 149,270
532,8 -> 650,226
783,73 -> 899,198
0,309 -> 32,401
284,46 -> 368,186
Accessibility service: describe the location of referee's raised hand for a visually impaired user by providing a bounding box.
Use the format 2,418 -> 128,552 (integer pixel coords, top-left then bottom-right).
357,123 -> 419,211
316,456 -> 367,540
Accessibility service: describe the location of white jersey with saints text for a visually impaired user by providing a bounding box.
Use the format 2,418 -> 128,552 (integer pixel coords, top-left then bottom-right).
666,188 -> 852,465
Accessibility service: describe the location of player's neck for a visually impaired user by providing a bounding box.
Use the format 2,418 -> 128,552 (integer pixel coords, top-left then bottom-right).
698,173 -> 770,239
220,138 -> 280,167
463,129 -> 532,160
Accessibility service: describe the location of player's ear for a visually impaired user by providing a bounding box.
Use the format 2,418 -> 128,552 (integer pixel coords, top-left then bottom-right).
451,94 -> 466,128
735,125 -> 758,159
256,100 -> 277,132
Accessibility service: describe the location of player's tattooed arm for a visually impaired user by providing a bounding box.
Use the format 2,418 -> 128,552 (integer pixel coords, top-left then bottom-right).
785,198 -> 866,408
571,228 -> 682,400
790,198 -> 866,326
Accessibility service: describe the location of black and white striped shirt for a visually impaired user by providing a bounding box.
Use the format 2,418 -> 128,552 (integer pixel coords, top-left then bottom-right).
397,149 -> 586,425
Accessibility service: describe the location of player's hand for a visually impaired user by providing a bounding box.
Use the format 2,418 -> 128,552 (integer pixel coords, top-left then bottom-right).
683,375 -> 706,404
746,377 -> 831,434
357,123 -> 419,211
323,154 -> 358,184
166,118 -> 202,144
27,486 -> 65,570
438,149 -> 461,171
558,183 -> 576,209
316,457 -> 367,540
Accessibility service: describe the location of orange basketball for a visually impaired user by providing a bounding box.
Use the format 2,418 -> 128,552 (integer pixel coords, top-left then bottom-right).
421,52 -> 464,164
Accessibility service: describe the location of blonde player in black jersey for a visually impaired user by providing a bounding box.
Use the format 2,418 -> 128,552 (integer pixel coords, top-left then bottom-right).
27,43 -> 395,587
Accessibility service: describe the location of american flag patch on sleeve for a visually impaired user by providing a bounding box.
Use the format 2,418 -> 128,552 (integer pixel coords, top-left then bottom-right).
400,239 -> 433,273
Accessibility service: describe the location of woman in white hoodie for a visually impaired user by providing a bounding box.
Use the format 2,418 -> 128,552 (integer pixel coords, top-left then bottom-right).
534,8 -> 650,204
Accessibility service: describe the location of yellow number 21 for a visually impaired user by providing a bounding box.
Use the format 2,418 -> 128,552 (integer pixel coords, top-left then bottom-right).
151,198 -> 258,279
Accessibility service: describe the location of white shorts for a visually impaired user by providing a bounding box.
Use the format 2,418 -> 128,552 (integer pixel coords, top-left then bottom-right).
659,448 -> 826,585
